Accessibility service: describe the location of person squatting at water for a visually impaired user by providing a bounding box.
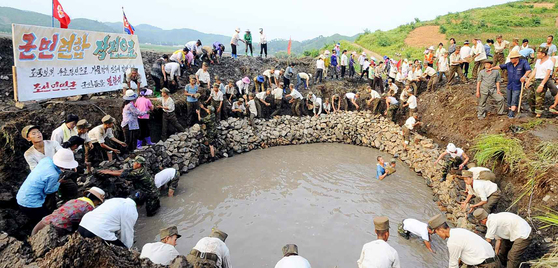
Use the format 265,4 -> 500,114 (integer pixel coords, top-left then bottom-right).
140,226 -> 181,265
187,228 -> 232,268
274,244 -> 312,268
398,218 -> 435,253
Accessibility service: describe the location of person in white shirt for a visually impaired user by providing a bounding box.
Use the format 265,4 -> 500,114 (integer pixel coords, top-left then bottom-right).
246,93 -> 257,127
140,226 -> 181,265
306,92 -> 323,116
154,168 -> 180,197
323,97 -> 332,114
360,58 -> 371,80
205,83 -> 225,121
434,142 -> 470,182
275,244 -> 311,268
401,114 -> 421,150
437,52 -> 450,83
461,170 -> 501,213
51,114 -> 79,145
435,43 -> 447,63
472,38 -> 488,79
429,214 -> 496,268
387,79 -> 399,96
505,38 -> 520,64
358,52 -> 367,72
402,89 -> 418,116
460,166 -> 494,195
270,84 -> 284,117
366,87 -> 382,114
421,62 -> 438,92
78,191 -> 146,249
340,50 -> 348,78
236,77 -> 250,97
230,28 -> 244,59
357,216 -> 400,268
384,93 -> 399,122
232,98 -> 247,117
286,85 -> 304,116
255,90 -> 271,118
164,62 -> 181,91
87,115 -> 127,164
315,55 -> 325,83
296,72 -> 311,90
473,209 -> 532,268
408,63 -> 422,95
397,218 -> 434,253
195,62 -> 211,89
187,228 -> 232,268
22,125 -> 62,171
259,28 -> 267,58
344,92 -> 360,111
460,40 -> 473,78
526,46 -> 554,117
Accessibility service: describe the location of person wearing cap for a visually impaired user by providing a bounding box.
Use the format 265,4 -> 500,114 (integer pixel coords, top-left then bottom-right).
122,67 -> 142,95
357,216 -> 400,267
459,167 -> 494,195
230,28 -> 244,59
205,83 -> 224,121
373,61 -> 385,93
461,171 -> 501,213
340,50 -> 348,78
472,38 -> 488,80
31,187 -> 105,236
22,125 -> 62,171
286,85 -> 304,116
343,92 -> 360,111
243,29 -> 253,57
50,114 -> 79,145
540,35 -> 557,56
246,93 -> 258,127
494,35 -> 510,67
421,62 -> 438,92
255,89 -> 272,118
136,89 -> 155,148
196,62 -> 211,89
476,59 -> 504,120
402,114 -> 421,150
397,218 -> 435,253
274,244 -> 311,268
79,190 -> 146,248
259,28 -> 267,58
526,46 -> 554,117
434,143 -> 469,182
154,167 -> 180,197
197,105 -> 218,158
424,46 -> 434,67
163,61 -> 181,92
236,76 -> 251,98
358,52 -> 367,74
448,46 -> 467,84
407,64 -> 422,95
184,76 -> 200,126
140,226 -> 181,265
366,86 -> 382,114
384,92 -> 399,123
315,55 -> 325,84
330,50 -> 339,80
187,228 -> 232,268
269,83 -> 284,117
87,115 -> 126,164
122,90 -> 147,151
17,148 -> 78,226
151,88 -> 185,140
307,92 -> 323,117
460,40 -> 473,78
231,98 -> 247,118
296,72 -> 311,91
99,156 -> 160,216
224,80 -> 236,102
490,49 -> 532,118
75,119 -> 93,173
428,214 -> 497,268
151,54 -> 168,92
473,209 -> 531,268
384,158 -> 397,175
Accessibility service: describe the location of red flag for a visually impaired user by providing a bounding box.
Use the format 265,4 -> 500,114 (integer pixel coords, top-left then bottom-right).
122,8 -> 135,35
53,0 -> 71,28
287,37 -> 292,55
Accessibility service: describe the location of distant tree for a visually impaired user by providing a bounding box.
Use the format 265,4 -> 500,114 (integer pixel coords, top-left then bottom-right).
414,17 -> 421,23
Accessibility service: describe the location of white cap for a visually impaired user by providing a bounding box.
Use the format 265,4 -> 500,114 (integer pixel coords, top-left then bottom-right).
235,27 -> 240,32
429,46 -> 435,50
53,148 -> 78,169
87,187 -> 106,202
446,143 -> 457,153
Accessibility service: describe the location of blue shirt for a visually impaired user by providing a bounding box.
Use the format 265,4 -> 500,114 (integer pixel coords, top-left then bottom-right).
213,41 -> 222,51
16,157 -> 61,208
484,44 -> 492,58
499,59 -> 531,91
376,163 -> 386,179
185,84 -> 198,102
519,48 -> 534,58
331,55 -> 338,66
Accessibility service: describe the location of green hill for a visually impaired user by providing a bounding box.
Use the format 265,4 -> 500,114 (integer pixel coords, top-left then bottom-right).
355,0 -> 558,60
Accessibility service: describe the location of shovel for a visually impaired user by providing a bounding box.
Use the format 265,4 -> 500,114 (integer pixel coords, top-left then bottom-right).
518,81 -> 525,114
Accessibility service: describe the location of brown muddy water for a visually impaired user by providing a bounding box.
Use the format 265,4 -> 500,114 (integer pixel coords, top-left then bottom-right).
135,143 -> 449,267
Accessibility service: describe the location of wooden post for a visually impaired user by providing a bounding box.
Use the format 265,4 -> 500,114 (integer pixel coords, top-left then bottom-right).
12,66 -> 18,102
518,82 -> 525,114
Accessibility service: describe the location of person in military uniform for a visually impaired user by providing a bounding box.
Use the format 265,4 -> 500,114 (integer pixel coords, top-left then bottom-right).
357,216 -> 401,267
187,228 -> 232,268
526,46 -> 554,118
197,106 -> 217,158
99,156 -> 160,216
434,143 -> 470,182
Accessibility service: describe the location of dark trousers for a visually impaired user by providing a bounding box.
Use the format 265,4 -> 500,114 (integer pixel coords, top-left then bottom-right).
78,226 -> 127,248
270,99 -> 282,117
349,65 -> 355,78
139,118 -> 150,140
211,100 -> 222,121
283,77 -> 291,88
162,111 -> 185,140
498,236 -> 531,268
374,77 -> 384,93
153,76 -> 163,92
19,204 -> 51,228
330,65 -> 338,79
315,69 -> 323,83
231,44 -> 237,56
245,42 -> 253,55
260,43 -> 267,57
122,126 -> 139,151
341,66 -> 346,78
461,62 -> 470,77
187,101 -> 199,126
361,68 -> 369,79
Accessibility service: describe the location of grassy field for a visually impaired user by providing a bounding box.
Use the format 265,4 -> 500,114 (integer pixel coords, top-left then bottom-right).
355,0 -> 558,61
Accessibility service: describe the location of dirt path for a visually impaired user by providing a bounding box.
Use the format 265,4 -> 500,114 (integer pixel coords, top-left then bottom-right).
404,25 -> 446,48
350,42 -> 383,61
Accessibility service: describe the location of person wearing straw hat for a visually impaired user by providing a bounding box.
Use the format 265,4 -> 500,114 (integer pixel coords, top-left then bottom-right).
17,148 -> 78,227
79,190 -> 146,249
476,59 -> 504,120
50,114 -> 79,146
526,46 -> 554,118
275,244 -> 311,268
490,49 -> 531,118
473,209 -> 531,268
87,115 -> 126,164
121,90 -> 147,151
187,228 -> 232,268
428,214 -> 497,268
100,156 -> 160,217
434,142 -> 469,182
230,27 -> 244,59
22,125 -> 62,171
357,216 -> 400,268
460,170 -> 501,214
140,226 -> 181,265
32,187 -> 105,236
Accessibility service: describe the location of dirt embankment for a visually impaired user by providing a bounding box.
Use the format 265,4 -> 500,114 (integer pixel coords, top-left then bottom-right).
404,25 -> 447,48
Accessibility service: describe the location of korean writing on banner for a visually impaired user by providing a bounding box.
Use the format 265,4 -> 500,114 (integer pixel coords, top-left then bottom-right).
12,24 -> 147,101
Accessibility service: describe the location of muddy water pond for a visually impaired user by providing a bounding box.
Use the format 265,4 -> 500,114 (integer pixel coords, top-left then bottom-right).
135,143 -> 449,267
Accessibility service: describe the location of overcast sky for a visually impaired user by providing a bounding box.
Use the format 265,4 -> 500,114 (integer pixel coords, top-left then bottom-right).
3,0 -> 513,41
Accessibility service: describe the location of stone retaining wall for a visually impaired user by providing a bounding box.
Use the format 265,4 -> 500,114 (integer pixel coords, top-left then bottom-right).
134,111 -> 473,230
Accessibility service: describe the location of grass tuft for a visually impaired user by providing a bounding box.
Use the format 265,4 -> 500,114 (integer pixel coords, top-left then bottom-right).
529,241 -> 558,268
472,134 -> 526,172
537,141 -> 558,164
534,207 -> 558,229
521,119 -> 545,131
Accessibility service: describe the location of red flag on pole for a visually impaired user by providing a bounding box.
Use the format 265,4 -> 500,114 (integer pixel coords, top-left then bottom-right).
287,37 -> 292,55
122,8 -> 135,35
53,0 -> 71,28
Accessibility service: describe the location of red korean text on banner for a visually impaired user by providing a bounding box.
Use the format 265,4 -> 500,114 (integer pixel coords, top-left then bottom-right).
53,0 -> 71,29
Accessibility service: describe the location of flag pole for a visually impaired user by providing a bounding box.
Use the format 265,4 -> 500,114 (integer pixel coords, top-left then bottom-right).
122,7 -> 125,34
51,0 -> 54,27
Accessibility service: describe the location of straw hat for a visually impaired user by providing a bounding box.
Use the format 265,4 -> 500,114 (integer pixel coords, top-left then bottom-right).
76,119 -> 92,130
87,187 -> 105,202
123,90 -> 138,100
21,125 -> 39,139
53,148 -> 78,169
508,50 -> 521,59
461,170 -> 473,178
101,115 -> 115,124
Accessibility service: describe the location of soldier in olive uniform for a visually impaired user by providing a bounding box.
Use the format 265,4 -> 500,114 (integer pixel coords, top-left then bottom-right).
197,106 -> 217,158
99,156 -> 160,216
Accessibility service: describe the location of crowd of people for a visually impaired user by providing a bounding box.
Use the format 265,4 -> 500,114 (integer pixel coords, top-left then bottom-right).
14,32 -> 551,268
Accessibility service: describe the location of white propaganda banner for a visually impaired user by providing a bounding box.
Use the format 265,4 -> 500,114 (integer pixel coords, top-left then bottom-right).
12,24 -> 147,101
